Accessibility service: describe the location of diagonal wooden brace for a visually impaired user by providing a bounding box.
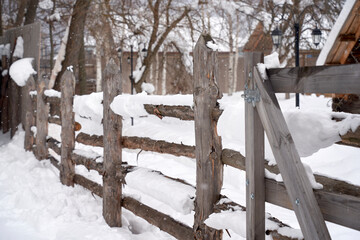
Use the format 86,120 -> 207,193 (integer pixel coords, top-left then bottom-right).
253,66 -> 331,240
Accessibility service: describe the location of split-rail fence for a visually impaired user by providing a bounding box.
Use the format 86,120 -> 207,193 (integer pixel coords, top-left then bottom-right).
2,31 -> 360,240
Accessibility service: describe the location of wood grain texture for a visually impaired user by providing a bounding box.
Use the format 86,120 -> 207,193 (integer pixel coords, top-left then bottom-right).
144,104 -> 223,121
193,34 -> 223,240
267,64 -> 360,94
1,56 -> 10,133
60,71 -> 75,186
36,74 -> 49,160
254,67 -> 331,239
24,75 -> 36,151
102,59 -> 123,227
244,52 -> 265,240
75,132 -> 196,158
9,77 -> 20,138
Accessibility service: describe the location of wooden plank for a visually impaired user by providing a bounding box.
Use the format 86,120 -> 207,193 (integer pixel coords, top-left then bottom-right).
102,59 -> 123,227
244,52 -> 265,240
75,132 -> 196,158
1,55 -> 10,133
60,70 -> 75,186
24,75 -> 36,151
253,67 -> 331,239
36,74 -> 49,160
193,34 -> 223,240
267,64 -> 360,94
9,77 -> 20,138
144,104 -> 223,121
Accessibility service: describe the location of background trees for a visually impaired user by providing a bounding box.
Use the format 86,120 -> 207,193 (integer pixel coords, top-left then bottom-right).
0,0 -> 345,94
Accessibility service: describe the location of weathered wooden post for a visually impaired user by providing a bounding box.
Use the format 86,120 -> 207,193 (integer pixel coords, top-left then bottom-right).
24,75 -> 36,151
1,55 -> 10,133
60,70 -> 75,186
36,73 -> 49,160
193,34 -> 223,239
9,76 -> 20,138
243,52 -> 265,240
102,59 -> 123,227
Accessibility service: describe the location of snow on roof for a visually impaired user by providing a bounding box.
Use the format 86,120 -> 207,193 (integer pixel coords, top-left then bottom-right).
316,0 -> 356,66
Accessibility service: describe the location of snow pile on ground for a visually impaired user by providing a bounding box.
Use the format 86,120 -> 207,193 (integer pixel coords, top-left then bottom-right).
9,58 -> 37,87
0,131 -> 175,240
1,92 -> 360,239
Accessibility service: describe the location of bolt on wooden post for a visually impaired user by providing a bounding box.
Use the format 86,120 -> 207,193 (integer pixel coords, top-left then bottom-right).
244,52 -> 265,240
102,59 -> 123,227
60,70 -> 75,186
193,34 -> 223,240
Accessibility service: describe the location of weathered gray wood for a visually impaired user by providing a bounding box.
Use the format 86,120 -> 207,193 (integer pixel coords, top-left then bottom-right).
60,70 -> 75,186
193,34 -> 223,240
102,59 -> 123,227
47,137 -> 61,156
144,104 -> 223,121
221,148 -> 360,230
36,74 -> 49,160
244,52 -> 265,240
254,67 -> 331,239
1,55 -> 10,133
75,132 -> 196,158
268,64 -> 360,94
71,152 -> 104,175
24,75 -> 36,151
9,79 -> 20,138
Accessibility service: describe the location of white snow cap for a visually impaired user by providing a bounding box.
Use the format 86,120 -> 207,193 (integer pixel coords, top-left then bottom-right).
257,52 -> 281,80
141,82 -> 155,94
206,40 -> 219,51
13,36 -> 24,59
9,58 -> 37,87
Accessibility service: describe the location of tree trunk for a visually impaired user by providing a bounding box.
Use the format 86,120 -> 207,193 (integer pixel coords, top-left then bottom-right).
14,0 -> 28,27
24,0 -> 39,25
78,33 -> 86,94
53,0 -> 91,91
161,51 -> 167,95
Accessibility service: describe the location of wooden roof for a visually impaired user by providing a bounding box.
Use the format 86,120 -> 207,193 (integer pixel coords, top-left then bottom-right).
324,0 -> 360,64
243,22 -> 273,55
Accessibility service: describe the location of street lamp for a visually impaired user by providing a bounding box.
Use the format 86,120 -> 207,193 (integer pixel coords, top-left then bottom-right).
128,45 -> 134,126
271,27 -> 282,48
312,26 -> 322,47
141,47 -> 148,58
271,24 -> 322,108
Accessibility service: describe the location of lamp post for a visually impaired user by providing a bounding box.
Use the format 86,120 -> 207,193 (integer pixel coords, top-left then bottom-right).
128,45 -> 134,126
271,23 -> 322,108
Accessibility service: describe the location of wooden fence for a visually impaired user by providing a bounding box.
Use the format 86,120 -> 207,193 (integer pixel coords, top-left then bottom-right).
17,34 -> 360,239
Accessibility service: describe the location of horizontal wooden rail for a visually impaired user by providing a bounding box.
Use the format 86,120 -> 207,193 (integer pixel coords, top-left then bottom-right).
221,148 -> 360,230
268,64 -> 360,94
46,156 -> 194,240
144,104 -> 223,121
75,132 -> 196,158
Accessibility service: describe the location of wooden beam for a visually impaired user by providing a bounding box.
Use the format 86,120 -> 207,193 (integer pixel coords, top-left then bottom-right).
244,52 -> 265,240
193,34 -> 223,239
24,75 -> 36,151
144,104 -> 223,121
339,33 -> 356,42
267,63 -> 360,94
102,59 -> 123,227
75,132 -> 196,158
60,70 -> 75,186
254,66 -> 331,239
36,74 -> 49,160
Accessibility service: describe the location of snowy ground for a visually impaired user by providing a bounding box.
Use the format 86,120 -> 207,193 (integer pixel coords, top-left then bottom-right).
0,92 -> 360,239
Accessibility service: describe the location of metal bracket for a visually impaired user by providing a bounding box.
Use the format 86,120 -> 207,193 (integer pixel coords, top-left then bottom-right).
242,83 -> 260,107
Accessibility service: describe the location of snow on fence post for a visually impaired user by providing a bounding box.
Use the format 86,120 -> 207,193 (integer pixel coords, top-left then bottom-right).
102,59 -> 123,227
244,52 -> 265,240
60,70 -> 75,186
36,73 -> 49,160
193,34 -> 223,240
24,75 -> 36,151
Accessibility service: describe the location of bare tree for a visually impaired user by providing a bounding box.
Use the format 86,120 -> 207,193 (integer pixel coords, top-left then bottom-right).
53,0 -> 91,91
